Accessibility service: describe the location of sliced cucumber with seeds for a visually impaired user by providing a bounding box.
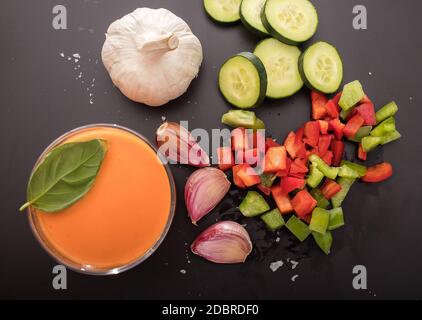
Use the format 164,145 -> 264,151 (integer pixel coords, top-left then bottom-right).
299,41 -> 343,94
219,52 -> 267,109
240,0 -> 269,36
254,38 -> 303,99
262,0 -> 318,45
204,0 -> 242,24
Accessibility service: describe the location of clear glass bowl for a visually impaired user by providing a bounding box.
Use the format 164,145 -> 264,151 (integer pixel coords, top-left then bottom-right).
27,124 -> 176,275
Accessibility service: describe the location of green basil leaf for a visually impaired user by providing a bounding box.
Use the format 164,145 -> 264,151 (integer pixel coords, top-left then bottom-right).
20,139 -> 107,213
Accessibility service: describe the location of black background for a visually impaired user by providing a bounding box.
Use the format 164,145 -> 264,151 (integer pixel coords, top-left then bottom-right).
1,0 -> 421,300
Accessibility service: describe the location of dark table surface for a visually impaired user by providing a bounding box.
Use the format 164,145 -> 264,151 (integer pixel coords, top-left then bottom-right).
1,0 -> 421,300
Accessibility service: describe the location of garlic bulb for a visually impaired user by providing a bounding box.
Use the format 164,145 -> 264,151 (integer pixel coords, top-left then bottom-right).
101,8 -> 203,106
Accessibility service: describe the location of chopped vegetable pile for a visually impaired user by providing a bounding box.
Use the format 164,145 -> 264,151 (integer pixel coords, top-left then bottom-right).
217,80 -> 400,254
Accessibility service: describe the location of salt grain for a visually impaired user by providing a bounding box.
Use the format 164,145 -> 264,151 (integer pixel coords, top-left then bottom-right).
291,275 -> 299,282
180,269 -> 187,275
290,260 -> 299,270
275,237 -> 280,243
269,260 -> 284,272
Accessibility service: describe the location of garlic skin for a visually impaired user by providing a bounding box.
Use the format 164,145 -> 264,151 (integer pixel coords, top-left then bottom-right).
102,8 -> 203,107
185,168 -> 231,224
191,221 -> 253,264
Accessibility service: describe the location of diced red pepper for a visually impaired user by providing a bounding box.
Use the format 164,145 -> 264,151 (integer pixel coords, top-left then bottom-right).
296,127 -> 304,141
344,114 -> 365,138
291,190 -> 317,218
237,148 -> 261,166
265,137 -> 281,151
318,134 -> 332,157
217,147 -> 234,171
303,121 -> 320,148
289,158 -> 309,175
331,140 -> 345,166
284,131 -> 306,159
288,172 -> 306,179
329,118 -> 345,140
236,164 -> 261,187
311,91 -> 328,120
320,180 -> 342,199
358,143 -> 367,161
231,128 -> 249,151
271,185 -> 294,214
280,176 -> 306,194
332,92 -> 342,105
275,157 -> 292,177
257,184 -> 272,196
355,102 -> 377,126
318,120 -> 329,134
325,100 -> 340,118
264,146 -> 287,173
232,165 -> 246,189
361,162 -> 393,183
301,215 -> 312,224
321,150 -> 333,166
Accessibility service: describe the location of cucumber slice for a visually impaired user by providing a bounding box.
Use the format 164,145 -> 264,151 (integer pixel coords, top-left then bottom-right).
254,38 -> 303,99
299,41 -> 343,94
219,52 -> 267,109
204,0 -> 242,24
240,0 -> 269,36
262,0 -> 318,45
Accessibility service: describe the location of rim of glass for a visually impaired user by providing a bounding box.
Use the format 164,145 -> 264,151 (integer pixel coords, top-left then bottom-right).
27,123 -> 176,276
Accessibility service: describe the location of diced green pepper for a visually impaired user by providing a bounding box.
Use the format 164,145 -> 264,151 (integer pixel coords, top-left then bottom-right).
252,118 -> 266,130
370,117 -> 396,137
286,216 -> 311,242
310,188 -> 330,209
260,173 -> 276,188
309,208 -> 330,234
239,191 -> 270,217
221,110 -> 265,129
349,126 -> 373,142
340,107 -> 355,121
309,154 -> 339,180
340,160 -> 367,177
328,207 -> 345,230
361,136 -> 382,152
260,208 -> 285,231
331,177 -> 355,208
307,163 -> 325,188
376,101 -> 398,124
312,231 -> 333,255
381,130 -> 402,145
338,164 -> 360,179
339,80 -> 365,111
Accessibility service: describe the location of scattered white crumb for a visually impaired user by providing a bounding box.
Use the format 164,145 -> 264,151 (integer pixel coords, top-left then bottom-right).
242,223 -> 247,227
74,59 -> 79,63
291,275 -> 299,282
286,258 -> 290,262
269,260 -> 284,272
368,72 -> 372,76
161,116 -> 167,122
180,269 -> 187,274
409,97 -> 413,101
67,57 -> 71,61
89,99 -> 94,105
290,260 -> 299,270
275,237 -> 280,243
59,52 -> 65,57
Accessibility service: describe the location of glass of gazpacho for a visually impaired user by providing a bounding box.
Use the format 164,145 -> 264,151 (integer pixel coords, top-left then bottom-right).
27,124 -> 176,275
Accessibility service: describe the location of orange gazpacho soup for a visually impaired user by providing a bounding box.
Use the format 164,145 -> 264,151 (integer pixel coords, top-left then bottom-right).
32,126 -> 173,271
